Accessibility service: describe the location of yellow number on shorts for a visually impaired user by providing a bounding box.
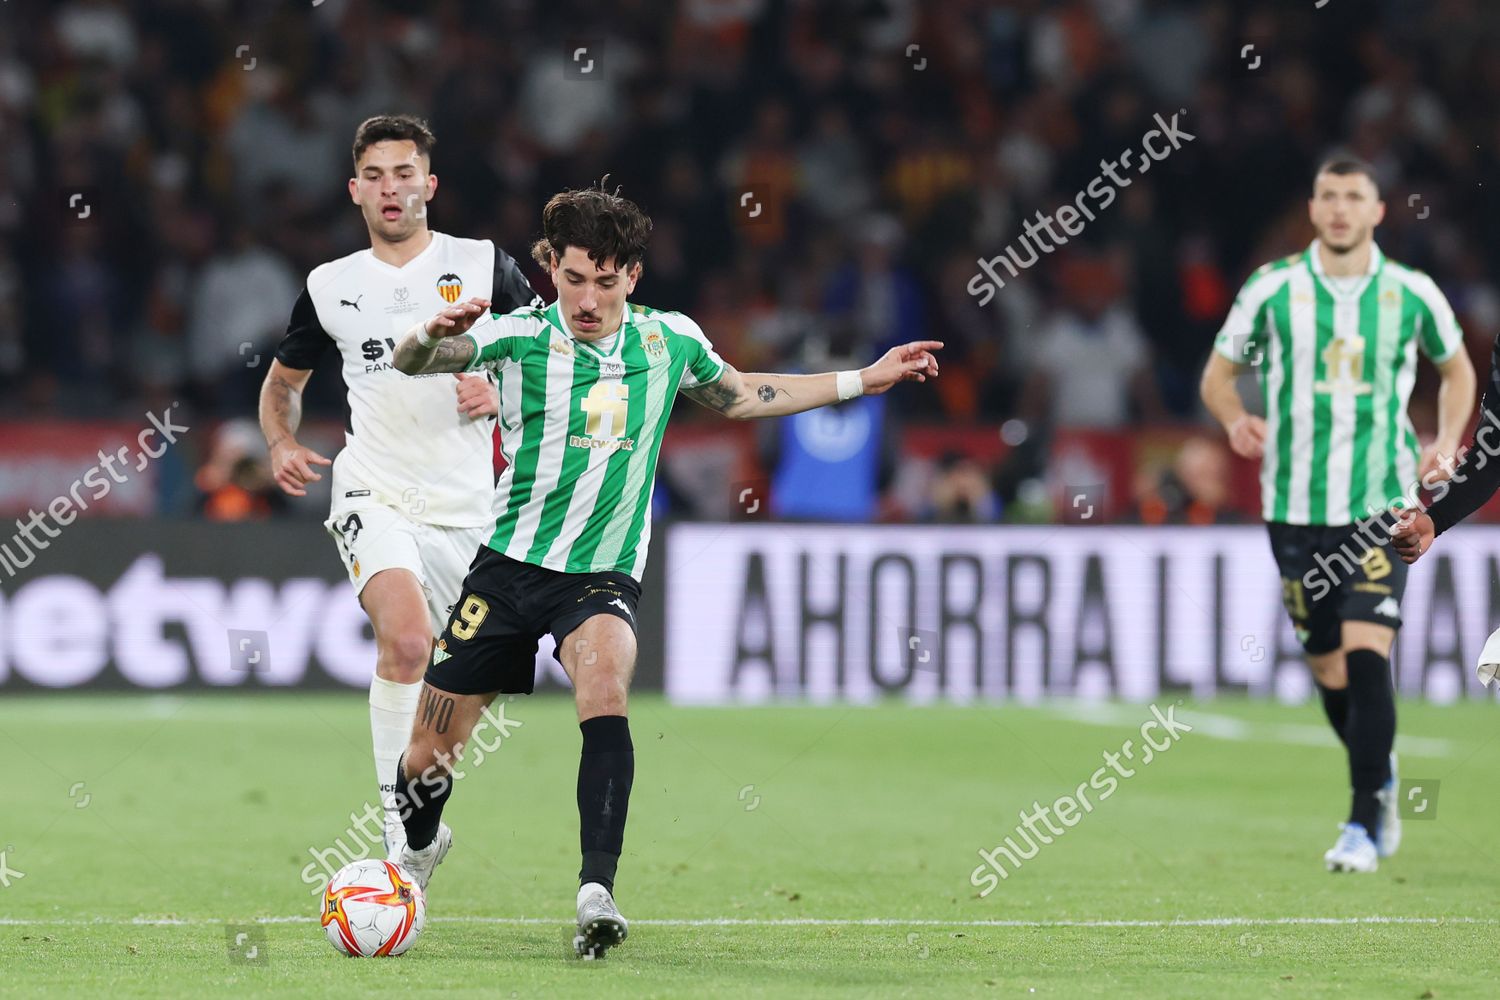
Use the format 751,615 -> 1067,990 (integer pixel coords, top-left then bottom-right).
449,595 -> 490,641
1360,547 -> 1392,582
1281,578 -> 1309,620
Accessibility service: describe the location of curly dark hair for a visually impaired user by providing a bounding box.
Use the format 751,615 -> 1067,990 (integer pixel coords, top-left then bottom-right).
530,179 -> 652,272
352,114 -> 436,167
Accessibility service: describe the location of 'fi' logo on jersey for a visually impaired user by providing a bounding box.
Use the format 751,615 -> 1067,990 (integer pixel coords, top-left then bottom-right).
1315,337 -> 1371,397
581,382 -> 630,438
437,273 -> 463,303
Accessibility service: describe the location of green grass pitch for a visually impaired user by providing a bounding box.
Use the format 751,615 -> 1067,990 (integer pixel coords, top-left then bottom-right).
1,692 -> 1495,998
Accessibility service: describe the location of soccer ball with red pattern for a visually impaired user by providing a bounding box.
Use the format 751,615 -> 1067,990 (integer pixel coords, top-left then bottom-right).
320,859 -> 426,957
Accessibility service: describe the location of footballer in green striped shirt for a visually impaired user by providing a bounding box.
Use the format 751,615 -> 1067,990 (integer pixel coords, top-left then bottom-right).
1201,156 -> 1476,874
386,183 -> 943,955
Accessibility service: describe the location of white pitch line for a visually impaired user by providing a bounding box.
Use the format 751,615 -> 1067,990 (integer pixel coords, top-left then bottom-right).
0,916 -> 1490,929
1050,702 -> 1457,757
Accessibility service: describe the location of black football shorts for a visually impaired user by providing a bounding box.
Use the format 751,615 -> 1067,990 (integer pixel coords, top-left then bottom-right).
1266,520 -> 1408,655
424,547 -> 641,695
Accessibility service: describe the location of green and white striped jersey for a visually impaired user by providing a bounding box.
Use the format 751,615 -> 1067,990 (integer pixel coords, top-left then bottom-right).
1213,240 -> 1464,526
461,299 -> 726,580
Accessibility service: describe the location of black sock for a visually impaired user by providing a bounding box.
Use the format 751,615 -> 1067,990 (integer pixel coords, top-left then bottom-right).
1344,649 -> 1396,832
397,751 -> 454,851
577,715 -> 634,893
1317,681 -> 1350,748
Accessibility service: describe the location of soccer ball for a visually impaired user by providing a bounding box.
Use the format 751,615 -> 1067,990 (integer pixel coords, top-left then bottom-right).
320,858 -> 426,957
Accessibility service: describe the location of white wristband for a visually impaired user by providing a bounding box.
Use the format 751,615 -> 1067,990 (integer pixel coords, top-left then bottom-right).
836,369 -> 864,402
416,325 -> 439,349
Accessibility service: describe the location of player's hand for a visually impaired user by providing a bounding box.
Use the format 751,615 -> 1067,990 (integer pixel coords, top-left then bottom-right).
455,372 -> 498,418
1390,507 -> 1435,564
859,340 -> 943,395
269,439 -> 333,497
423,297 -> 491,339
1227,414 -> 1268,460
1419,440 -> 1464,484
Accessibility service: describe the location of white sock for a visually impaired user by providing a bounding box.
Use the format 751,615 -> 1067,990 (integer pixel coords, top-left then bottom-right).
370,675 -> 423,860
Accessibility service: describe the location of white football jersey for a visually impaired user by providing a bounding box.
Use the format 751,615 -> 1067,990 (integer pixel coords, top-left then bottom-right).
275,231 -> 541,527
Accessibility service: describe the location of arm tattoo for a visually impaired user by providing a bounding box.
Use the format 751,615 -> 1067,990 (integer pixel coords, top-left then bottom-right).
684,377 -> 741,414
417,686 -> 456,734
431,336 -> 476,372
395,329 -> 477,374
756,384 -> 789,403
261,373 -> 302,449
267,374 -> 300,414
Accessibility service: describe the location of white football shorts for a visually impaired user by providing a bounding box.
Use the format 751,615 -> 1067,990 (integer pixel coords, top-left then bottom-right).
325,500 -> 490,636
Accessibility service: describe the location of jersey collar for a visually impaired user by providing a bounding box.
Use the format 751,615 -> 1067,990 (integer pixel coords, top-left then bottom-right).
548,300 -> 631,361
1307,238 -> 1383,302
364,229 -> 442,275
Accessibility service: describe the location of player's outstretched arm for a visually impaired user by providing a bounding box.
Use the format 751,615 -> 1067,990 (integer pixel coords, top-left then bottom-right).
393,298 -> 489,375
683,340 -> 943,420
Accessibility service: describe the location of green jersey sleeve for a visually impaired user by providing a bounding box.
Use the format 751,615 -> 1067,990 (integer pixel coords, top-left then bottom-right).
464,309 -> 545,373
1213,265 -> 1290,366
1407,272 -> 1464,363
659,312 -> 727,387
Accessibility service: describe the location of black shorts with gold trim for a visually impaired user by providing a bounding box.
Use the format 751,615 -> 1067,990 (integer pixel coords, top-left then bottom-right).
1266,520 -> 1407,655
425,548 -> 640,695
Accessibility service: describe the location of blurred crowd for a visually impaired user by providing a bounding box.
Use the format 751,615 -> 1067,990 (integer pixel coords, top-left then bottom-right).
4,0 -> 1499,522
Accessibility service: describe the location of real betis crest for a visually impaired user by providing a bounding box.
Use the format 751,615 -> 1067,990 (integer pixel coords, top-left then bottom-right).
637,320 -> 667,360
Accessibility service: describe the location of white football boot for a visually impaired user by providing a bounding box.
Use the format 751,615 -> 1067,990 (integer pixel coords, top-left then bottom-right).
397,822 -> 452,890
1324,822 -> 1379,873
574,882 -> 628,959
1375,752 -> 1401,858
